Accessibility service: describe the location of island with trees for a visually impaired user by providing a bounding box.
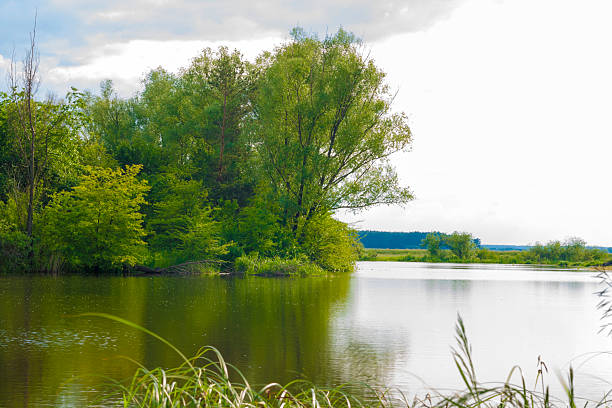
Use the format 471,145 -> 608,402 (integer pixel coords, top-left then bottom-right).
0,28 -> 413,275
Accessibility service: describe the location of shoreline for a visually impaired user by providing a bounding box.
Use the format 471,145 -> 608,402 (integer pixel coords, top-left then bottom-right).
359,248 -> 611,269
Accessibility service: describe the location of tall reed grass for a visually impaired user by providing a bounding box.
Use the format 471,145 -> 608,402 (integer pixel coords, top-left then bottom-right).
86,311 -> 612,408
234,254 -> 326,276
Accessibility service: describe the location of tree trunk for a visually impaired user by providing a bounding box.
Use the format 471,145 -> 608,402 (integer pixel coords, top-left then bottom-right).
217,82 -> 228,181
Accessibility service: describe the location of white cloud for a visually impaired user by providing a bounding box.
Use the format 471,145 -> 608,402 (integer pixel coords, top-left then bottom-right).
7,0 -> 611,245
45,36 -> 281,95
0,54 -> 11,89
95,11 -> 131,21
340,0 -> 612,245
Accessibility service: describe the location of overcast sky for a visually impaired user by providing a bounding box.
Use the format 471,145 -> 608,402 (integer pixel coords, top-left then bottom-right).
1,0 -> 611,245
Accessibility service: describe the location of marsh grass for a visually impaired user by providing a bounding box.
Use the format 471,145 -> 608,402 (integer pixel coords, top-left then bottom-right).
234,254 -> 326,276
118,348 -> 392,407
85,313 -> 395,407
88,299 -> 612,408
359,248 -> 611,267
359,249 -> 428,262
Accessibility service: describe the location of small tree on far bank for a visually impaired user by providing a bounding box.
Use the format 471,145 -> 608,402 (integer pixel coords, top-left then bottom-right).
445,231 -> 478,260
42,165 -> 149,271
527,237 -> 608,264
422,232 -> 443,258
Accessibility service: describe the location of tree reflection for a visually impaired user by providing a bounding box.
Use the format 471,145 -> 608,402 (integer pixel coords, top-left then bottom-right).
0,275 -> 360,406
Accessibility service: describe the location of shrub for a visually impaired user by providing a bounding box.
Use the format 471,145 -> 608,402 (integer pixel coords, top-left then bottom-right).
445,231 -> 477,260
148,176 -> 229,267
300,214 -> 361,273
234,253 -> 326,276
41,165 -> 149,272
0,219 -> 30,273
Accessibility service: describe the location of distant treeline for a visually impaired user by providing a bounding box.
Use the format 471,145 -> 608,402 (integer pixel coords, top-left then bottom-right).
481,244 -> 531,251
362,235 -> 612,266
358,231 -> 612,253
357,230 -> 481,249
482,244 -> 612,253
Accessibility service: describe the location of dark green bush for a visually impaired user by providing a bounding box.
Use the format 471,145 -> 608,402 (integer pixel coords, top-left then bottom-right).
0,220 -> 30,273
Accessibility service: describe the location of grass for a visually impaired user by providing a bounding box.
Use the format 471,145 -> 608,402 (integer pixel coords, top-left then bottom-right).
233,254 -> 327,276
119,348 -> 392,407
360,249 -> 429,262
88,313 -> 397,407
84,312 -> 612,408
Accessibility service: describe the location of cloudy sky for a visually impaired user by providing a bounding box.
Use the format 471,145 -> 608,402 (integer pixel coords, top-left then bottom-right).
1,0 -> 611,245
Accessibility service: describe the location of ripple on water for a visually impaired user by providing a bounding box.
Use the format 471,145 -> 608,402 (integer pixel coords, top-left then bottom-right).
0,327 -> 117,350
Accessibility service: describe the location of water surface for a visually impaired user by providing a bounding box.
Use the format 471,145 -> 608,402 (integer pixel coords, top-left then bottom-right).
0,262 -> 610,406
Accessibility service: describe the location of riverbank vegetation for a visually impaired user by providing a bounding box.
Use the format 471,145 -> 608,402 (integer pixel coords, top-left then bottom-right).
234,254 -> 327,276
361,233 -> 611,267
0,27 -> 411,275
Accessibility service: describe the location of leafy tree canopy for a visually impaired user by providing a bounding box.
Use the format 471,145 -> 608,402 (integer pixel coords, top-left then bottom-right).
444,232 -> 478,260
0,27 -> 416,274
252,28 -> 413,237
42,165 -> 150,271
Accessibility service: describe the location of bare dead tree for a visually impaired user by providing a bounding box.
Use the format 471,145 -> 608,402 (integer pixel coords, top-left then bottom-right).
7,16 -> 40,241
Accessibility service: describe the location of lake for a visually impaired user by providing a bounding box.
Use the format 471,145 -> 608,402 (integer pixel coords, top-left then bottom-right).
1,262 -> 611,406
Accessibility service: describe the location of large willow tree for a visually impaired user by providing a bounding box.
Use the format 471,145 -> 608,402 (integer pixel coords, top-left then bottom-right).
252,28 -> 413,235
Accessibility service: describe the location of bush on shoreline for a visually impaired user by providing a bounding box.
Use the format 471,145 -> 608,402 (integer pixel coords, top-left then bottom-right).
0,28 -> 408,277
234,253 -> 327,276
0,220 -> 30,273
361,245 -> 612,268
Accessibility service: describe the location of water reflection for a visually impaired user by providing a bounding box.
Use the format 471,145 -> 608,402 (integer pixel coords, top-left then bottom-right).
0,275 -> 358,406
0,263 -> 611,406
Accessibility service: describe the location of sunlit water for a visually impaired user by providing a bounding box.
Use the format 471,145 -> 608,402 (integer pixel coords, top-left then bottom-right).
1,262 -> 610,406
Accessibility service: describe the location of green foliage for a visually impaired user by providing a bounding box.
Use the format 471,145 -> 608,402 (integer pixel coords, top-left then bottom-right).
364,240 -> 611,267
0,94 -> 18,201
476,247 -> 494,261
233,186 -> 289,257
17,93 -> 85,182
41,165 -> 150,271
301,214 -> 361,272
1,87 -> 94,252
148,174 -> 228,267
444,232 -> 478,260
0,190 -> 30,232
84,80 -> 165,174
526,238 -> 608,265
182,47 -> 256,204
422,232 -> 443,258
228,198 -> 361,273
252,28 -> 413,237
1,28 -> 418,274
234,253 -> 326,276
0,217 -> 30,273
